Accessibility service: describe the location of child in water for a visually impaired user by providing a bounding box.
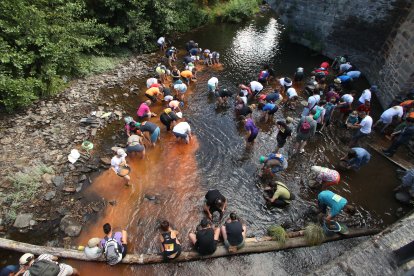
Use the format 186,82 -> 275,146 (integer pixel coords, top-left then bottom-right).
346,110 -> 359,129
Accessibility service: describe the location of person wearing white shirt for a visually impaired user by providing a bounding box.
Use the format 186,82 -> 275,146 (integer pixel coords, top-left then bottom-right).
336,91 -> 356,122
157,36 -> 166,51
111,149 -> 130,185
173,120 -> 192,144
249,81 -> 263,96
301,91 -> 320,117
146,77 -> 158,88
348,111 -> 372,147
373,105 -> 404,133
208,77 -> 219,93
286,87 -> 298,109
358,85 -> 377,105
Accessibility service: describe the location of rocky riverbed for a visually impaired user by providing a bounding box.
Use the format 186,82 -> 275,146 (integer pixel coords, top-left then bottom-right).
0,53 -> 156,243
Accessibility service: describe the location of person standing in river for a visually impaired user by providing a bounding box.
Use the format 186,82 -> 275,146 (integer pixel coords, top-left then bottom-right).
274,120 -> 292,153
137,100 -> 157,120
244,116 -> 259,144
382,117 -> 414,157
348,111 -> 372,147
137,121 -> 160,147
159,220 -> 182,261
294,110 -> 317,154
111,149 -> 131,185
172,118 -> 192,144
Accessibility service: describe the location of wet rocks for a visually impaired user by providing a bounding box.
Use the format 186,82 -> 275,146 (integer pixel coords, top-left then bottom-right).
13,213 -> 33,229
53,176 -> 65,188
60,215 -> 82,237
44,191 -> 56,201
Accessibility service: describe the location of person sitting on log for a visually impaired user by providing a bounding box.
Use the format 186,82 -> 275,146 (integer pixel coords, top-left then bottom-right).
100,223 -> 128,265
188,218 -> 220,256
84,238 -> 102,260
317,190 -> 356,226
204,189 -> 227,221
18,252 -> 79,275
263,181 -> 295,208
221,213 -> 247,253
159,220 -> 182,261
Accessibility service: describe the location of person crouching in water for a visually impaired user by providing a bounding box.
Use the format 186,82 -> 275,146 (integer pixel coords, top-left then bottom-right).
216,88 -> 233,107
159,220 -> 182,261
263,181 -> 295,208
309,166 -> 340,190
244,116 -> 259,144
172,117 -> 192,144
259,153 -> 288,178
111,149 -> 131,186
317,190 -> 356,226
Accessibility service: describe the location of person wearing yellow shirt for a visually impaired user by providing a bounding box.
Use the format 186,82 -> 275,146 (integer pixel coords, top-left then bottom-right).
145,86 -> 163,102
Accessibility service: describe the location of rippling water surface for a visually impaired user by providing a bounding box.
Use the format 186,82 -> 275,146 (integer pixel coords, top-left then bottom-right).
65,14 -> 407,275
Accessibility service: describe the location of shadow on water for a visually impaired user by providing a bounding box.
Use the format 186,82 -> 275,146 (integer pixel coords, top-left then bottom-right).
61,13 -> 409,275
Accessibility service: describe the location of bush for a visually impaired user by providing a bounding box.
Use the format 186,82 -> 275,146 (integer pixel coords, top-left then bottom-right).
267,225 -> 288,244
2,163 -> 55,218
209,0 -> 260,23
304,223 -> 325,246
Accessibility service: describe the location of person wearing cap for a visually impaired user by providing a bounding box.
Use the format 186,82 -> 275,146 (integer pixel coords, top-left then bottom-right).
274,120 -> 292,153
173,80 -> 188,102
221,213 -> 246,252
138,121 -> 160,147
263,181 -> 294,208
208,77 -> 219,94
188,218 -> 220,256
19,252 -> 79,276
84,238 -> 103,260
111,149 -> 130,185
137,100 -> 156,120
358,85 -> 377,106
124,116 -> 139,136
126,132 -> 145,159
145,86 -> 163,103
165,46 -> 177,67
249,80 -> 263,97
310,166 -> 340,190
159,108 -> 180,131
204,189 -> 227,220
172,118 -> 192,144
259,153 -> 288,177
244,116 -> 259,144
278,77 -> 292,93
301,90 -> 320,117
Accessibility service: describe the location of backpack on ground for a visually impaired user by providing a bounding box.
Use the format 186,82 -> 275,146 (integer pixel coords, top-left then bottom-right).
104,236 -> 122,265
28,259 -> 60,276
300,118 -> 311,133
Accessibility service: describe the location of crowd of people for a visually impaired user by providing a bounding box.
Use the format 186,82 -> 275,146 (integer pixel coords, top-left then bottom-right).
8,38 -> 414,273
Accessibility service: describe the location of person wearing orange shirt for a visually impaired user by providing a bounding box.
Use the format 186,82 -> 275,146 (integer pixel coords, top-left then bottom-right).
145,86 -> 163,102
180,70 -> 194,85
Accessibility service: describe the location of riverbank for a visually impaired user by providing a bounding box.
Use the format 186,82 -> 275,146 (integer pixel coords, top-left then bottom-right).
0,53 -> 155,241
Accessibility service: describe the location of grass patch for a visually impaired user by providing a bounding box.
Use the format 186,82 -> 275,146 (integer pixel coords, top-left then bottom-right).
76,54 -> 131,77
2,163 -> 54,222
206,0 -> 261,23
304,223 -> 325,246
267,225 -> 288,245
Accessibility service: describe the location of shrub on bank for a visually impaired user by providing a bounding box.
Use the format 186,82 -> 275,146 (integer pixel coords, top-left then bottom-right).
207,0 -> 261,23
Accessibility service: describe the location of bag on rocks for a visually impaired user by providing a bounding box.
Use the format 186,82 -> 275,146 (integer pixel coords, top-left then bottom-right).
104,236 -> 122,265
28,260 -> 60,276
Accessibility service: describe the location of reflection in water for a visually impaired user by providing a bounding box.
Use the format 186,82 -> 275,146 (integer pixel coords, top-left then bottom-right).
68,14 -> 406,275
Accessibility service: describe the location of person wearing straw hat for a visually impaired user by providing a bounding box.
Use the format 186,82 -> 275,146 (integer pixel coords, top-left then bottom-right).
84,238 -> 103,260
111,149 -> 130,185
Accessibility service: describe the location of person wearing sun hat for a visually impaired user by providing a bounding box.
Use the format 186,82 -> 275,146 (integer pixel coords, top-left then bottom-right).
84,237 -> 103,260
110,148 -> 130,185
18,252 -> 79,275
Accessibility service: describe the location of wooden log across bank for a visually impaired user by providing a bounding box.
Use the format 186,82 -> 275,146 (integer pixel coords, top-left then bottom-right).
0,228 -> 380,265
369,144 -> 414,170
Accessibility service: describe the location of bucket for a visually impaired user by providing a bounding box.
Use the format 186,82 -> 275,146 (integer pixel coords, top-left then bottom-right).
82,141 -> 94,151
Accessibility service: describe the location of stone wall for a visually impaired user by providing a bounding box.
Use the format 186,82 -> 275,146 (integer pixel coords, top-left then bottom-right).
267,0 -> 414,107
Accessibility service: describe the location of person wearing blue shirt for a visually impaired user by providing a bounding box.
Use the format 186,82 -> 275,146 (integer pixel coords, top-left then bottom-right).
336,74 -> 352,84
260,102 -> 278,122
318,190 -> 355,223
346,70 -> 361,80
341,147 -> 371,170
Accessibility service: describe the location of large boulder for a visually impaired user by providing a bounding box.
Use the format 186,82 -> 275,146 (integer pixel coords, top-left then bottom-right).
13,213 -> 33,229
60,215 -> 82,237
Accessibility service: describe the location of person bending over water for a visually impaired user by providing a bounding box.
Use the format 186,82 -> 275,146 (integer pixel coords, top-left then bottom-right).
244,116 -> 259,144
159,220 -> 182,261
340,147 -> 371,171
172,118 -> 192,144
111,149 -> 130,186
309,166 -> 340,190
263,181 -> 294,208
317,190 -> 355,225
204,189 -> 227,220
259,153 -> 288,178
188,218 -> 220,256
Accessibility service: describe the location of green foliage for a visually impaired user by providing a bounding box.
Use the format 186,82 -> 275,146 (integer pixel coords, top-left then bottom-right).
304,223 -> 325,246
208,0 -> 260,23
267,225 -> 288,244
4,163 -> 54,215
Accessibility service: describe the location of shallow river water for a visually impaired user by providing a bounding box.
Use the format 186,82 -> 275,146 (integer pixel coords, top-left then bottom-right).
10,12 -> 409,276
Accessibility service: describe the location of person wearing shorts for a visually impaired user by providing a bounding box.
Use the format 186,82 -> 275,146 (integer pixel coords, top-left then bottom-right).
126,134 -> 145,158
180,70 -> 193,85
173,80 -> 188,101
139,121 -> 160,147
373,105 -> 404,133
137,100 -> 156,120
259,102 -> 278,122
221,213 -> 246,252
216,88 -> 232,107
189,218 -> 220,255
160,108 -> 181,131
172,120 -> 192,144
19,253 -> 79,276
336,91 -> 356,122
111,149 -> 130,185
145,86 -> 163,103
244,117 -> 259,143
275,120 -> 292,152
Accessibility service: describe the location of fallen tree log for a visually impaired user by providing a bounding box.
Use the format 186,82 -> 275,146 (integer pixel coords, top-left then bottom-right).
0,228 -> 380,264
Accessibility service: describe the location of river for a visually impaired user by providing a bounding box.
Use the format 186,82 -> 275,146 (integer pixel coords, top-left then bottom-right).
3,12 -> 409,276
